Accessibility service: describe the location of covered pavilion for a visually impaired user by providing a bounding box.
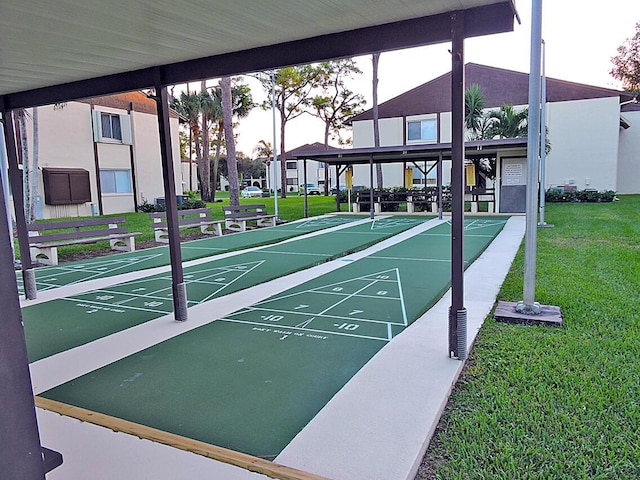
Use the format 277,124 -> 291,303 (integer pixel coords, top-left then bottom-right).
0,1 -> 519,477
291,137 -> 528,216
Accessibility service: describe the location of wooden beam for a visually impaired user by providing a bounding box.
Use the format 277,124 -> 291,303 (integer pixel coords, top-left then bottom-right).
35,397 -> 331,480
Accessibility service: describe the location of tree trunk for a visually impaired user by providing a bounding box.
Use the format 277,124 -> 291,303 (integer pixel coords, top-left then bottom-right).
193,123 -> 206,201
212,120 -> 223,201
221,77 -> 240,206
323,123 -> 330,195
372,52 -> 383,190
279,96 -> 287,198
16,111 -> 31,222
30,107 -> 39,222
200,81 -> 212,202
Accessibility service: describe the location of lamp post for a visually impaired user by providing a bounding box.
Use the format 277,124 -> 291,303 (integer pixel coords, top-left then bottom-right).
271,71 -> 279,220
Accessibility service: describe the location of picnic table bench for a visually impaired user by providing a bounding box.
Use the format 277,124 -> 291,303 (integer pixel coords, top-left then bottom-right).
223,204 -> 276,232
27,216 -> 141,266
149,207 -> 223,243
352,189 -> 441,213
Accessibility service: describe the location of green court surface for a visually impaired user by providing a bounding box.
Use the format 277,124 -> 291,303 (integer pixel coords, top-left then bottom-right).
39,218 -> 508,459
24,216 -> 428,361
17,215 -> 359,293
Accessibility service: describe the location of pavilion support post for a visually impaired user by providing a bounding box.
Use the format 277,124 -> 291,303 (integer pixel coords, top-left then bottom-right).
154,83 -> 187,322
303,159 -> 309,218
335,164 -> 341,212
449,11 -> 466,360
437,152 -> 443,220
1,109 -> 37,299
0,147 -> 46,479
368,154 -> 374,219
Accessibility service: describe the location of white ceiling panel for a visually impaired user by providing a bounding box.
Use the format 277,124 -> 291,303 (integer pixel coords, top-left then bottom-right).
0,0 -> 516,104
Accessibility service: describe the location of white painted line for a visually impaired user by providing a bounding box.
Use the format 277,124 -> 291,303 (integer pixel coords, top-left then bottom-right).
218,318 -> 389,343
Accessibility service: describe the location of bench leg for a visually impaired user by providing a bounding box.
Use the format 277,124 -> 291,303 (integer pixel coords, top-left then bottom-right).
201,223 -> 223,236
111,236 -> 136,252
30,246 -> 58,266
407,201 -> 414,214
154,228 -> 169,243
225,220 -> 246,232
257,218 -> 276,228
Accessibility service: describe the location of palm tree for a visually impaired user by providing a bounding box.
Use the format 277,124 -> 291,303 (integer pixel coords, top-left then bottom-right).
487,104 -> 529,139
221,76 -> 240,206
170,91 -> 210,200
464,83 -> 486,140
207,81 -> 254,200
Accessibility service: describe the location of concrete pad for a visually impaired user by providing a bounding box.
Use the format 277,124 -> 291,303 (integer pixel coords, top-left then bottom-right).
494,301 -> 563,326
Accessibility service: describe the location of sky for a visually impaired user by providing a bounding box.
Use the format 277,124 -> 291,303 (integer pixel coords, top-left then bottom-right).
197,1 -> 640,156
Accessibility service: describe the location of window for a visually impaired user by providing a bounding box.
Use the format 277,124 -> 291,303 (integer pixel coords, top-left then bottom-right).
406,115 -> 437,144
286,161 -> 297,170
42,168 -> 91,205
286,178 -> 297,186
92,110 -> 132,144
100,170 -> 132,194
101,113 -> 122,141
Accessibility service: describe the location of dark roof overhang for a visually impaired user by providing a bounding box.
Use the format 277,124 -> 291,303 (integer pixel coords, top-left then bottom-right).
289,137 -> 528,165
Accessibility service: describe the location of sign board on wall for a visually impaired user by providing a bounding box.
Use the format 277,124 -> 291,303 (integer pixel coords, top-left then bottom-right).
499,157 -> 527,213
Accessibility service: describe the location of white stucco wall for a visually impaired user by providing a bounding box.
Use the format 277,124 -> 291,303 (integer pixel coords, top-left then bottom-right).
352,96 -> 625,192
130,111 -> 183,206
545,96 -> 620,192
27,103 -> 96,218
352,118 -> 403,148
617,110 -> 640,194
21,101 -> 183,218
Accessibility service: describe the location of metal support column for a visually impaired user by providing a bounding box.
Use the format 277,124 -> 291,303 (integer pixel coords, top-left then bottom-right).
368,154 -> 374,220
449,11 -> 467,360
538,38 -> 548,226
0,150 -> 46,479
437,152 -> 443,220
518,0 -> 543,314
154,82 -> 187,321
335,164 -> 341,212
303,159 -> 309,218
1,109 -> 37,299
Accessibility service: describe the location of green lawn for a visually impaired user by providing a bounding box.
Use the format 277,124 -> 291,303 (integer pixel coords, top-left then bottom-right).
418,195 -> 640,479
18,194 -> 341,261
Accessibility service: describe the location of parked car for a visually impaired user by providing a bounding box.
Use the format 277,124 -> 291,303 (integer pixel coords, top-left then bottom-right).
299,183 -> 321,195
330,184 -> 347,194
241,186 -> 263,198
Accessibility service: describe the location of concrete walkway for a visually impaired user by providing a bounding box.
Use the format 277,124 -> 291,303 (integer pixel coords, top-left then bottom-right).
36,215 -> 525,480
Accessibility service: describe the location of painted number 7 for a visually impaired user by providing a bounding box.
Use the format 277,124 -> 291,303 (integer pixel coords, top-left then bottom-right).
349,309 -> 363,316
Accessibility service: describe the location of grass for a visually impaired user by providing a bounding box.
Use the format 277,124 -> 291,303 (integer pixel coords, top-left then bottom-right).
17,193 -> 341,261
417,195 -> 640,479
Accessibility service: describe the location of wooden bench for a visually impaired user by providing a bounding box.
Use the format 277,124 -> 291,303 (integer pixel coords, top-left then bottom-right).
149,207 -> 223,243
223,204 -> 276,232
27,216 -> 141,266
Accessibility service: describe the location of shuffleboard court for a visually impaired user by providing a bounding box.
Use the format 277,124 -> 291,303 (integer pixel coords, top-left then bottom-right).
39,217 -> 508,461
17,215 -> 360,293
23,216 -> 429,362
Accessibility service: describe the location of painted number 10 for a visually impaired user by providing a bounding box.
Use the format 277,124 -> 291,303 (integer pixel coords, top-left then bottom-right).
335,323 -> 359,331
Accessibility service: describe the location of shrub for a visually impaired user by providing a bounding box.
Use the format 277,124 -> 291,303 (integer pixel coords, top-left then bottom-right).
179,199 -> 206,209
546,188 -> 616,203
137,200 -> 164,213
